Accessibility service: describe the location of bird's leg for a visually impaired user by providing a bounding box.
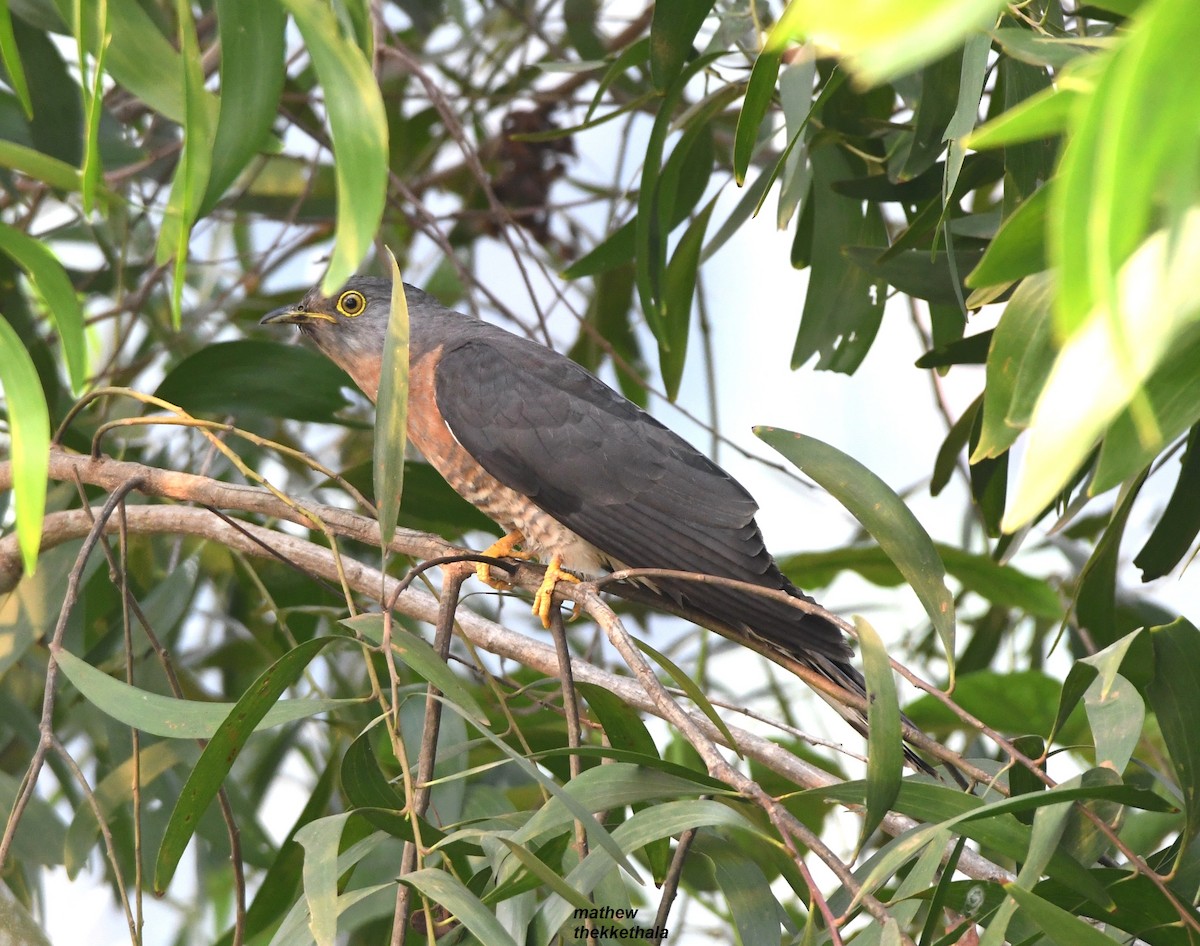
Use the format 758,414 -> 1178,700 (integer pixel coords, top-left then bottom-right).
533,553 -> 582,629
477,530 -> 535,589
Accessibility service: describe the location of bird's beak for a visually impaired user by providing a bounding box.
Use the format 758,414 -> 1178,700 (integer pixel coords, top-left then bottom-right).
260,305 -> 335,326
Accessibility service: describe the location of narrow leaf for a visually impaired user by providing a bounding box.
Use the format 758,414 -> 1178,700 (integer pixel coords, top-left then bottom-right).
154,636 -> 342,892
1005,885 -> 1120,946
649,0 -> 714,90
156,0 -> 215,326
374,252 -> 410,547
280,0 -> 388,294
777,0 -> 1006,85
856,616 -> 901,848
54,647 -> 361,739
757,427 -> 955,674
0,315 -> 49,575
659,196 -> 716,399
634,636 -> 738,752
403,868 -> 521,946
1145,618 -> 1200,850
344,614 -> 488,724
0,0 -> 32,117
202,0 -> 287,212
295,812 -> 353,946
0,222 -> 86,391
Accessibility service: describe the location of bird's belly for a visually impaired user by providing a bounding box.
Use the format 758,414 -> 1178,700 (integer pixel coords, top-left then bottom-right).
407,347 -> 609,575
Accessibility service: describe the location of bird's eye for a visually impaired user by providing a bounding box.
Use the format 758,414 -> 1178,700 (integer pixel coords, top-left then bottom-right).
337,290 -> 366,317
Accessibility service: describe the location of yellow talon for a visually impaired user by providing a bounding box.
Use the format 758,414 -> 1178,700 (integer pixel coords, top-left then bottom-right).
477,530 -> 535,589
532,554 -> 582,628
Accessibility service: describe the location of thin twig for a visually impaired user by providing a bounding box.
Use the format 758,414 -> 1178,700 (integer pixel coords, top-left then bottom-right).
653,827 -> 697,944
392,565 -> 470,946
0,478 -> 144,873
548,607 -> 589,864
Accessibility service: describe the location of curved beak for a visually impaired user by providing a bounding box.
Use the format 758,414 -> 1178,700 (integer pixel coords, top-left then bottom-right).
260,305 -> 334,326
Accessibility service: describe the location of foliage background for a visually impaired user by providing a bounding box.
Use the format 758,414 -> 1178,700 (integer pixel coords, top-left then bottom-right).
2,0 -> 1200,944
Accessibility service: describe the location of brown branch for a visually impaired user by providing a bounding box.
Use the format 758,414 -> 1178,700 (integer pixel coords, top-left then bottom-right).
1,452 -> 1012,890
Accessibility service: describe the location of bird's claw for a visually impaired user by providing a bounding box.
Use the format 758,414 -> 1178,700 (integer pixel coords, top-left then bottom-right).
533,554 -> 581,629
477,530 -> 535,589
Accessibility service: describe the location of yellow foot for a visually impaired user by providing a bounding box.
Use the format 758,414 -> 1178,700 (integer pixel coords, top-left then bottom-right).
477,530 -> 534,589
532,554 -> 582,629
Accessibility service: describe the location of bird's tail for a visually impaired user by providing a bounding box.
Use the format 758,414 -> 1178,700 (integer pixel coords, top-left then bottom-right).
800,651 -> 966,786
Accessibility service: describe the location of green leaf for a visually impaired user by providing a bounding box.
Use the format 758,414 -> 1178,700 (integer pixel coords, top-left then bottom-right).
1004,210 -> 1200,530
659,196 -> 716,400
634,52 -> 723,338
344,614 -> 488,724
1006,885 -> 1122,946
781,544 -> 1059,619
966,82 -> 1079,150
967,185 -> 1050,288
1075,470 -> 1147,650
971,272 -> 1055,462
1091,324 -> 1200,493
154,636 -> 343,892
295,812 -> 353,946
1145,618 -> 1200,851
733,44 -> 783,185
992,27 -> 1105,70
0,0 -> 32,117
915,330 -> 992,369
777,0 -> 1007,85
53,647 -> 362,739
339,728 -> 458,847
894,51 -> 963,182
1134,424 -> 1200,579
905,669 -> 1074,736
496,836 -> 598,912
535,798 -> 761,943
66,0 -> 213,125
577,683 -> 658,759
65,741 -> 187,878
698,837 -> 783,946
72,0 -> 106,212
857,616 -> 901,848
202,0 -> 287,213
405,868 -> 521,946
1052,0 -> 1200,339
0,139 -> 86,192
0,770 -> 67,870
156,0 -> 215,325
0,882 -> 53,946
561,218 -> 636,279
1084,672 -> 1143,775
791,142 -> 887,373
0,222 -> 86,391
512,763 -> 724,850
154,340 -> 352,424
634,635 -> 738,752
757,428 -> 955,673
279,0 -> 388,294
1007,735 -> 1046,825
930,395 -> 979,495
374,254 -> 410,548
0,314 -> 49,575
649,0 -> 714,90
843,244 -> 986,305
820,780 -> 1122,907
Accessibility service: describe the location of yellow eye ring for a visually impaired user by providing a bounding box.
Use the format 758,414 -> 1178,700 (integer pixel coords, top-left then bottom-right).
336,289 -> 366,317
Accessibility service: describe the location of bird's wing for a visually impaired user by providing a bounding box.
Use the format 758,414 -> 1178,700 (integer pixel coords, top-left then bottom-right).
432,329 -> 851,660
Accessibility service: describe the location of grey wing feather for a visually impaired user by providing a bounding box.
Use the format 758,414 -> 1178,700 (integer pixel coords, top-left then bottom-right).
432,328 -> 852,662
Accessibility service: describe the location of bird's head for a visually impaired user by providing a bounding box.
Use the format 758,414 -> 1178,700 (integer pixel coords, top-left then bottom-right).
261,275 -> 401,388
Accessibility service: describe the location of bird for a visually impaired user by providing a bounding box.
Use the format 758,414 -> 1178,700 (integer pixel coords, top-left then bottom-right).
262,275 -> 946,779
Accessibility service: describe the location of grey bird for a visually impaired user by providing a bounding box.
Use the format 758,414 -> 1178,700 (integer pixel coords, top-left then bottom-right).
262,275 -> 947,779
